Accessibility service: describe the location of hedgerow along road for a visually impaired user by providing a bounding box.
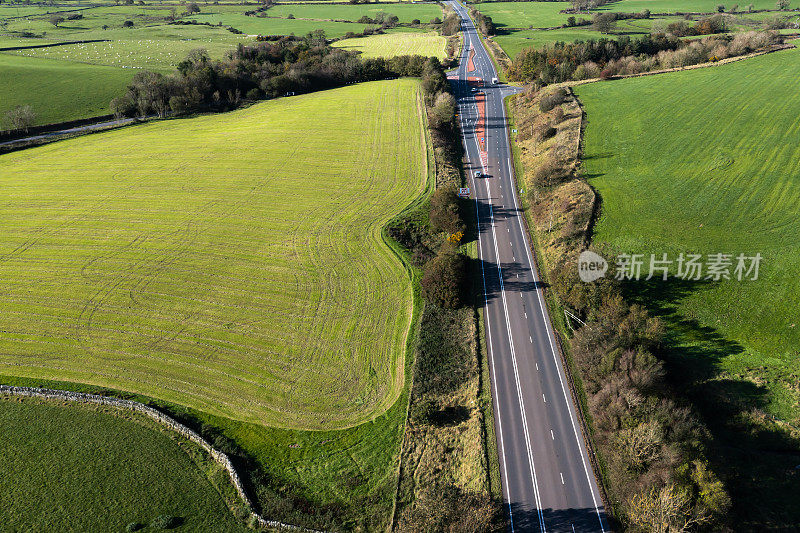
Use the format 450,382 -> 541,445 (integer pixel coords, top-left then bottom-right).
447,1 -> 607,531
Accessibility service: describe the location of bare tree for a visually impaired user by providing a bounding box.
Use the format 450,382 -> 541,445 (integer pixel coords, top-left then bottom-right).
5,105 -> 36,132
627,484 -> 710,533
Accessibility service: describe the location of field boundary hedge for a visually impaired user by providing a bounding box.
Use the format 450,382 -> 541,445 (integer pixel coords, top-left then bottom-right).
0,385 -> 321,533
555,41 -> 795,88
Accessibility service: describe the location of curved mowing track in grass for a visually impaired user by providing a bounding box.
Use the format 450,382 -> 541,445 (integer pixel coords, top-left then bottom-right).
0,79 -> 428,431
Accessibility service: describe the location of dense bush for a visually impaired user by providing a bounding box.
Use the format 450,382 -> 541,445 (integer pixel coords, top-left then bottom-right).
470,9 -> 495,35
421,252 -> 467,309
539,87 -> 567,111
150,515 -> 178,529
429,186 -> 465,235
549,256 -> 731,529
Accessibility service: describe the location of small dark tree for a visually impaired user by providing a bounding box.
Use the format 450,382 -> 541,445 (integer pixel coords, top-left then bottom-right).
49,15 -> 64,27
185,2 -> 200,13
592,12 -> 617,33
429,186 -> 464,234
123,19 -> 134,27
717,4 -> 725,11
421,252 -> 467,309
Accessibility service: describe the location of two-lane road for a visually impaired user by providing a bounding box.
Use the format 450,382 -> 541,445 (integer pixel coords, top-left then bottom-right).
446,2 -> 608,531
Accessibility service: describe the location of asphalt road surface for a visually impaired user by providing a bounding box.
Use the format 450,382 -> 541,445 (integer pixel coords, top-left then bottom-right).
446,2 -> 608,531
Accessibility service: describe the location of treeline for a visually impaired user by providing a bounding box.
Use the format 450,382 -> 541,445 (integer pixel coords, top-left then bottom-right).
508,30 -> 782,84
470,8 -> 495,35
109,34 -> 451,119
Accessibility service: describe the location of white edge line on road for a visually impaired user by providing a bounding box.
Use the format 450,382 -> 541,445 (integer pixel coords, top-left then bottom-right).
458,66 -> 519,533
458,28 -> 547,530
503,116 -> 607,532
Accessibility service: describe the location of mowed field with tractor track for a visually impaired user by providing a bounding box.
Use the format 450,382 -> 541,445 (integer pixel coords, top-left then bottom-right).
0,78 -> 428,430
333,31 -> 447,59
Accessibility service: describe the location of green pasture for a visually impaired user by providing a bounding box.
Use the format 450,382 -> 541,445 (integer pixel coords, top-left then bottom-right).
576,47 -> 800,420
0,397 -> 248,532
266,3 -> 443,23
0,53 -> 132,126
475,1 -> 572,29
334,30 -> 447,58
186,11 -> 373,36
0,79 -> 427,431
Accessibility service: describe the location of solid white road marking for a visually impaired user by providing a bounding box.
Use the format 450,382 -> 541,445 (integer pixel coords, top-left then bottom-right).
501,99 -> 607,532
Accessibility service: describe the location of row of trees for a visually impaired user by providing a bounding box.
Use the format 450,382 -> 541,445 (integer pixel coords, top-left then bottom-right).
469,8 -> 495,35
509,30 -> 781,84
109,34 -> 451,119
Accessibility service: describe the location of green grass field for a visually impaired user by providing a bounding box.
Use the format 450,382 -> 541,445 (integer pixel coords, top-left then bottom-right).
0,396 -> 248,532
0,53 -> 132,126
0,79 -> 428,431
266,3 -> 442,23
334,31 -> 447,58
475,1 -> 572,29
187,11 -> 373,37
576,47 -> 800,420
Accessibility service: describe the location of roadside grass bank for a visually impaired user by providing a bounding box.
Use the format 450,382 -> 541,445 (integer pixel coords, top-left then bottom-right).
505,85 -> 732,530
390,65 -> 503,531
575,45 -> 800,528
0,394 -> 249,532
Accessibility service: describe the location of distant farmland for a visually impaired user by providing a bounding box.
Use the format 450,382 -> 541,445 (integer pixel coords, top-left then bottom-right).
0,79 -> 429,430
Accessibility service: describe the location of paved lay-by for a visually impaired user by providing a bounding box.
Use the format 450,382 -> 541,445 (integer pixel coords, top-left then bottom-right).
446,2 -> 608,531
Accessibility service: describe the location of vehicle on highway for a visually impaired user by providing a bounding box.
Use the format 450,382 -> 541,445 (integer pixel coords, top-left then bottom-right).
491,77 -> 498,85
474,170 -> 482,178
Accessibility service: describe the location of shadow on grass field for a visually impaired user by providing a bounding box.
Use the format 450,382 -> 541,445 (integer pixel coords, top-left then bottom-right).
622,277 -> 800,528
